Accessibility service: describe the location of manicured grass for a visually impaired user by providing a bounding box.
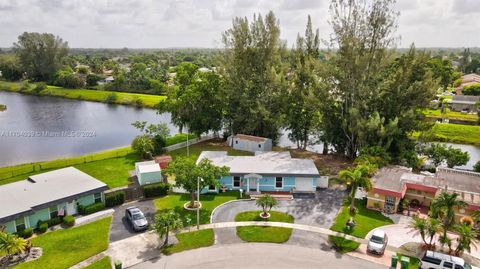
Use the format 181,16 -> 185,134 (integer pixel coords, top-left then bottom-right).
414,123 -> 480,146
396,253 -> 420,269
165,133 -> 198,146
423,109 -> 478,122
168,139 -> 253,160
162,229 -> 214,255
83,256 -> 112,269
0,81 -> 165,108
330,199 -> 394,238
154,191 -> 248,226
328,235 -> 361,253
235,211 -> 294,243
14,217 -> 112,269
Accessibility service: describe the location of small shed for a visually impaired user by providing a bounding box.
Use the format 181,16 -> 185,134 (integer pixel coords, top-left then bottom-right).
228,134 -> 272,153
135,161 -> 162,186
155,155 -> 173,169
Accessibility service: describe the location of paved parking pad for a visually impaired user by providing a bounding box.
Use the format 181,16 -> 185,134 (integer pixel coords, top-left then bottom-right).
110,200 -> 156,242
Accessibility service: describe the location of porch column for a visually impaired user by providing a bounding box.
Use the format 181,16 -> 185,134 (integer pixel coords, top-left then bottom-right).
257,180 -> 260,192
246,178 -> 250,193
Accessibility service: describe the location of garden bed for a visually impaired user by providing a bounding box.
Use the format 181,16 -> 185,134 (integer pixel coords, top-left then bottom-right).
235,211 -> 294,243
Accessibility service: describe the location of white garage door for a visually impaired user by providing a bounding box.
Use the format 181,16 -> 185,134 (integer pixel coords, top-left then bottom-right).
295,178 -> 313,192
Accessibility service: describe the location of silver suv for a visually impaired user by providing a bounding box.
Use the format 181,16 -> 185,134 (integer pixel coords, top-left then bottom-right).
125,206 -> 149,232
367,229 -> 388,255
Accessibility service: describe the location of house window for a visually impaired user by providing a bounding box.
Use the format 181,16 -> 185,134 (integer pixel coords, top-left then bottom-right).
94,193 -> 102,203
275,177 -> 283,189
49,205 -> 58,219
15,217 -> 26,232
209,185 -> 216,191
258,144 -> 261,148
233,176 -> 241,188
235,140 -> 238,144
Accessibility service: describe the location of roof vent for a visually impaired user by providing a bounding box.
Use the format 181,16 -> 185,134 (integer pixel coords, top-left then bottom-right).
27,177 -> 36,183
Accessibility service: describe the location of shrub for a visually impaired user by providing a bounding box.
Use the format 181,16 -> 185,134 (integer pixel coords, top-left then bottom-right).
34,82 -> 47,92
63,215 -> 75,227
77,204 -> 85,215
131,97 -> 144,107
46,217 -> 62,227
105,191 -> 126,207
18,228 -> 33,239
38,222 -> 48,233
474,161 -> 480,173
144,182 -> 170,198
460,216 -> 474,226
19,80 -> 30,91
86,74 -> 102,87
83,202 -> 106,215
104,93 -> 118,103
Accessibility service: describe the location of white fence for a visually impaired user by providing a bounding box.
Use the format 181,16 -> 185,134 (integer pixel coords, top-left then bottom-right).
164,134 -> 215,152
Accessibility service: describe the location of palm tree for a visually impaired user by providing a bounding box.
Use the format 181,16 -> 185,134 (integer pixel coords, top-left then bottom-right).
454,223 -> 478,256
0,231 -> 28,264
339,164 -> 373,223
256,194 -> 278,218
154,210 -> 183,247
409,216 -> 428,246
426,218 -> 441,248
430,192 -> 467,240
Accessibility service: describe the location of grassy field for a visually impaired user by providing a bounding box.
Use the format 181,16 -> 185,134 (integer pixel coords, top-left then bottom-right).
162,229 -> 214,255
0,81 -> 165,108
83,257 -> 112,269
423,109 -> 478,122
328,235 -> 361,253
13,217 -> 112,269
414,123 -> 480,146
235,211 -> 294,243
154,191 -> 248,226
330,199 -> 393,238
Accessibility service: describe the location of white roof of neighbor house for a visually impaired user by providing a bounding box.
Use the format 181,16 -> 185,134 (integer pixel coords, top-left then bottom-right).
136,161 -> 161,174
0,167 -> 107,223
197,151 -> 319,177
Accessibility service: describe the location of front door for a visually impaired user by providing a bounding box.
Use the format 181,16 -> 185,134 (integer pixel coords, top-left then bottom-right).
249,178 -> 257,192
384,196 -> 396,214
66,200 -> 77,215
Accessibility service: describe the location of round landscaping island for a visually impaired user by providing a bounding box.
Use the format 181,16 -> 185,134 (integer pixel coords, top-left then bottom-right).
234,211 -> 294,243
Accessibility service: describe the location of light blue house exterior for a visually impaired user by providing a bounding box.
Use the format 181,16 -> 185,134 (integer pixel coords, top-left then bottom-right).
197,151 -> 320,194
0,167 -> 107,233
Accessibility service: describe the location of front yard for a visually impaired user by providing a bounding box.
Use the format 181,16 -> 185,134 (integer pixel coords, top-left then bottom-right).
330,199 -> 393,238
154,191 -> 248,226
235,211 -> 294,243
162,229 -> 214,255
83,256 -> 112,269
14,217 -> 112,269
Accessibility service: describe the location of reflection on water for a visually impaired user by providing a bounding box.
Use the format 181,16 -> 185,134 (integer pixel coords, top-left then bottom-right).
0,91 -> 178,167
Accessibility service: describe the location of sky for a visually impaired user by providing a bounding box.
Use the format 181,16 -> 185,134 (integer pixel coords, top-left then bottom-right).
0,0 -> 479,48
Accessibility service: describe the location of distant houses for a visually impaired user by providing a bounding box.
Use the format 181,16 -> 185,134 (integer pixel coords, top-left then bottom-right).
451,95 -> 480,112
97,76 -> 114,85
455,73 -> 480,95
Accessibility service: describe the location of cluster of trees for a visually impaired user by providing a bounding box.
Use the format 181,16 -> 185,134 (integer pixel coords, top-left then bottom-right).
462,84 -> 480,96
421,143 -> 470,168
105,61 -> 168,94
130,121 -> 170,159
0,229 -> 29,267
410,193 -> 479,256
161,1 -> 441,162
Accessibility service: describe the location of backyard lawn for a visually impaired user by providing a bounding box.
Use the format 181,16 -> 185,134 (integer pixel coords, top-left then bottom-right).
330,199 -> 393,238
235,211 -> 294,243
168,139 -> 253,160
162,229 -> 214,255
154,191 -> 248,226
83,256 -> 112,269
422,109 -> 478,122
412,123 -> 480,146
13,217 -> 112,269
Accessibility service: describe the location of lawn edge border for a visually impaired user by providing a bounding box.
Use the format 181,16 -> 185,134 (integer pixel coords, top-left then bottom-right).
209,198 -> 254,223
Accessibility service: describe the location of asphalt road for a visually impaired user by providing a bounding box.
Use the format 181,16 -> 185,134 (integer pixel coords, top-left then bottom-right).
130,243 -> 387,269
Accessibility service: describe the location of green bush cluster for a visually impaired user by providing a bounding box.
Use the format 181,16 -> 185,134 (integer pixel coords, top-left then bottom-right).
17,228 -> 33,239
144,182 -> 170,198
38,222 -> 48,233
63,215 -> 75,227
105,191 -> 126,207
46,217 -> 63,227
104,92 -> 118,103
83,202 -> 106,215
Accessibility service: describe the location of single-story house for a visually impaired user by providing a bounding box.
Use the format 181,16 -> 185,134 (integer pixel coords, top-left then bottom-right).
227,134 -> 273,152
367,166 -> 480,220
197,151 -> 320,193
450,95 -> 480,112
97,76 -> 114,85
0,167 -> 108,233
135,161 -> 162,186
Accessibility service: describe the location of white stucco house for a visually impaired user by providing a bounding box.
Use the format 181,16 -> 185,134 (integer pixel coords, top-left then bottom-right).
135,161 -> 162,186
227,134 -> 273,153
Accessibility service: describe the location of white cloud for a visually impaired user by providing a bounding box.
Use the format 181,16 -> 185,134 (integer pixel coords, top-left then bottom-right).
0,0 -> 478,48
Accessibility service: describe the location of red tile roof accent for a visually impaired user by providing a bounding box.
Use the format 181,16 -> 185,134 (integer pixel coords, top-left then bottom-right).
467,204 -> 480,211
405,183 -> 438,194
372,188 -> 402,198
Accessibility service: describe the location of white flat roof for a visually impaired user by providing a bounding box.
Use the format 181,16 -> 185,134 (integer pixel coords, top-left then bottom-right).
0,167 -> 107,223
197,151 -> 319,177
136,161 -> 161,173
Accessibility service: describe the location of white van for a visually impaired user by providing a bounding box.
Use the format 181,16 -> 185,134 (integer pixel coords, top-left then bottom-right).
420,251 -> 479,269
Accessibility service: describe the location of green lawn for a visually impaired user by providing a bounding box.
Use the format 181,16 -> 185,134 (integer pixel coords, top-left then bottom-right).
83,256 -> 112,269
330,199 -> 393,238
0,81 -> 165,108
235,211 -> 294,243
328,235 -> 361,253
413,123 -> 480,146
162,229 -> 214,255
396,253 -> 420,269
423,109 -> 478,122
154,191 -> 248,226
14,217 -> 112,269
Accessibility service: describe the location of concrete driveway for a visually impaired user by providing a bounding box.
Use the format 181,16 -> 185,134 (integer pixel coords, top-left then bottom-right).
110,200 -> 156,243
211,189 -> 345,244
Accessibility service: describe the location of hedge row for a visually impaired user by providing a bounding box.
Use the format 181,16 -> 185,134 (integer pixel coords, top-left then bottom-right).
144,182 -> 170,198
79,202 -> 106,215
105,191 -> 126,207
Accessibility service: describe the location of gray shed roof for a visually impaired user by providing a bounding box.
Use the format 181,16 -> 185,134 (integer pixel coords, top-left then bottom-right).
0,167 -> 108,223
197,151 -> 320,177
451,95 -> 480,104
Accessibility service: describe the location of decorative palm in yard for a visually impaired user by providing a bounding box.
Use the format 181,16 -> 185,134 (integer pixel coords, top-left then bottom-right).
256,194 -> 278,218
454,224 -> 478,256
0,230 -> 28,266
338,164 -> 373,226
154,210 -> 183,247
430,192 -> 467,247
409,216 -> 440,249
